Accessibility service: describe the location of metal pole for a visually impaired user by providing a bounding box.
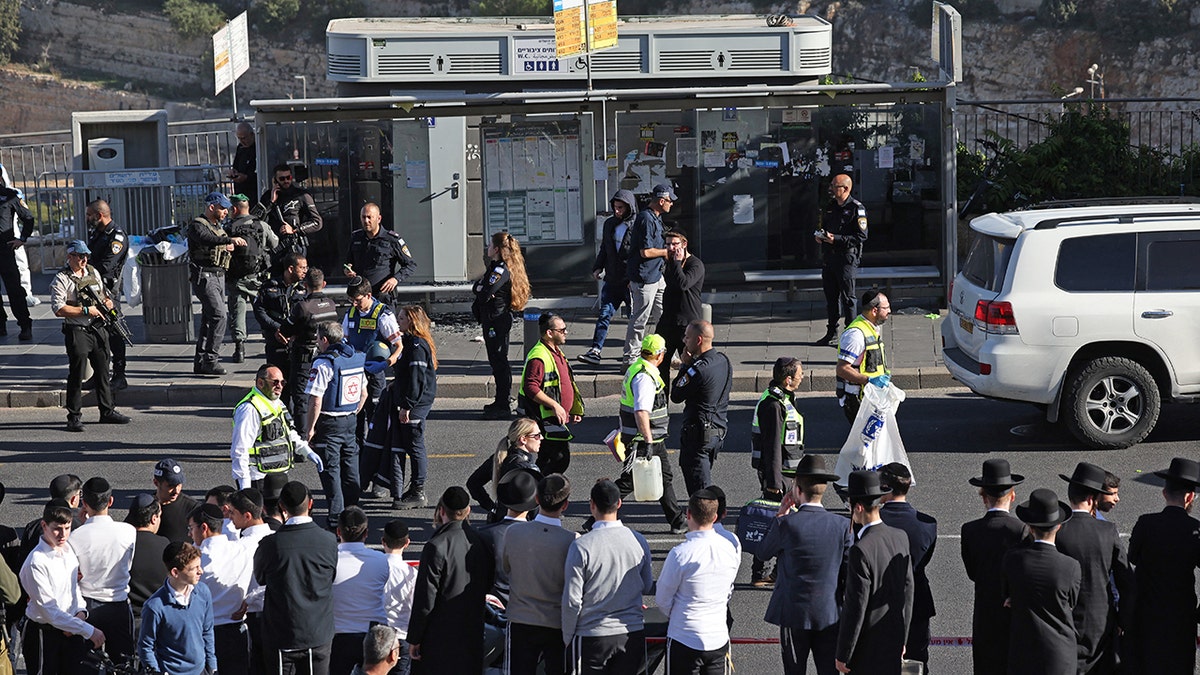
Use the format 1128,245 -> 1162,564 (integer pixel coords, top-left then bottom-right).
583,0 -> 592,92
228,23 -> 238,117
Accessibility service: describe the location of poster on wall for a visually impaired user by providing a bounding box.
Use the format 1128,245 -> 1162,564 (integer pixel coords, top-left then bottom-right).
482,119 -> 584,245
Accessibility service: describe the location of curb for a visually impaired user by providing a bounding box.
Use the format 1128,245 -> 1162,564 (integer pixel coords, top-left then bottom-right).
0,367 -> 959,409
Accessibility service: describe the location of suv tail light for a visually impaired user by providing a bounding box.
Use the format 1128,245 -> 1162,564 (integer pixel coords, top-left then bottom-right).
974,300 -> 1019,335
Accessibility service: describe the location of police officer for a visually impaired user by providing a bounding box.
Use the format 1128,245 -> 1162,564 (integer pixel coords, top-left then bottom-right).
85,199 -> 129,389
342,276 -> 402,446
256,163 -> 322,263
230,364 -> 322,491
253,253 -> 308,382
225,194 -> 277,364
302,321 -> 366,528
284,267 -> 339,435
836,290 -> 891,424
49,240 -> 131,432
614,334 -> 685,533
187,192 -> 246,376
344,202 -> 416,308
749,356 -> 805,585
817,173 -> 868,347
670,319 -> 732,496
0,172 -> 33,341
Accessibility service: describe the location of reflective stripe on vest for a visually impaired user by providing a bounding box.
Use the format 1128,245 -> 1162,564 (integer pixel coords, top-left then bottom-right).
618,358 -> 668,444
847,315 -> 886,377
346,300 -> 387,352
751,386 -> 804,474
235,389 -> 294,474
521,341 -> 572,441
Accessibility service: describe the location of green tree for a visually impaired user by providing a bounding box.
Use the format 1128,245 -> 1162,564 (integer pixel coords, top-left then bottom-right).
252,0 -> 301,32
0,0 -> 20,64
471,0 -> 552,16
164,0 -> 226,39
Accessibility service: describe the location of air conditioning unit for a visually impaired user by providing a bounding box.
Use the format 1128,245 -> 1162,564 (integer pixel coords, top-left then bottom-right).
326,15 -> 832,90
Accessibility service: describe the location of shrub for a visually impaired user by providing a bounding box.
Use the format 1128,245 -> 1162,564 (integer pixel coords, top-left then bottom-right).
0,0 -> 20,64
164,0 -> 226,39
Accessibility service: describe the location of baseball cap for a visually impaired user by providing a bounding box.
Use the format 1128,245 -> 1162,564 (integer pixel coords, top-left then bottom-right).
641,334 -> 666,355
651,184 -> 678,201
205,192 -> 233,209
153,458 -> 186,485
66,240 -> 92,256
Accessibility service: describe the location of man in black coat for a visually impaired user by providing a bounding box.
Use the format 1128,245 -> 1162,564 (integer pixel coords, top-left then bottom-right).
960,458 -> 1030,675
878,463 -> 937,672
408,486 -> 495,674
657,228 -> 705,393
835,470 -> 913,675
1128,457 -> 1200,674
253,481 -> 338,675
1001,488 -> 1081,675
1055,462 -> 1134,675
757,455 -> 851,675
475,469 -> 538,605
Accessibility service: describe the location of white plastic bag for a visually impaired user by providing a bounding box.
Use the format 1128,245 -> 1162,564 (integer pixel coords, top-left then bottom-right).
122,254 -> 142,307
834,382 -> 915,486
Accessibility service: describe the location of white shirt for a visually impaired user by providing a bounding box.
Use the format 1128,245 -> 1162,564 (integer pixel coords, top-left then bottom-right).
70,514 -> 136,602
230,388 -> 308,488
169,582 -> 194,608
304,359 -> 362,417
222,518 -> 240,542
284,516 -> 313,526
197,534 -> 255,626
333,542 -> 390,634
238,523 -> 275,613
384,552 -> 418,638
654,528 -> 739,651
838,325 -> 869,395
713,522 -> 742,556
20,537 -> 94,638
856,518 -> 883,540
631,370 -> 657,412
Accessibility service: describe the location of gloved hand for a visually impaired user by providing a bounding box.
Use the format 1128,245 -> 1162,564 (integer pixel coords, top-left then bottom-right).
869,373 -> 891,389
306,449 -> 325,473
364,360 -> 389,375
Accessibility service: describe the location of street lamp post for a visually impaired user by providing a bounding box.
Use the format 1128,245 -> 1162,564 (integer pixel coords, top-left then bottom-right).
1060,86 -> 1084,113
294,75 -> 307,99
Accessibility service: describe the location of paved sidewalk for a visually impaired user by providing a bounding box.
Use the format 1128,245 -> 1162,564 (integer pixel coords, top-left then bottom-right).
0,284 -> 953,409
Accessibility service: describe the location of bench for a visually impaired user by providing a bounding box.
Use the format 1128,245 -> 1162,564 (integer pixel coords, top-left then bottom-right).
743,266 -> 942,297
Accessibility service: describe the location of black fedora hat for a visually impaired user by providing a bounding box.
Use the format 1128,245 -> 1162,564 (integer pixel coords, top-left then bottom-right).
496,469 -> 539,512
1016,488 -> 1073,528
1059,462 -> 1113,494
1153,457 -> 1200,487
969,458 -> 1025,488
792,455 -> 840,483
846,470 -> 891,500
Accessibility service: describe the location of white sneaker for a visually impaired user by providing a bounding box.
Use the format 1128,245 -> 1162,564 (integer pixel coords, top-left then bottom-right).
576,348 -> 602,365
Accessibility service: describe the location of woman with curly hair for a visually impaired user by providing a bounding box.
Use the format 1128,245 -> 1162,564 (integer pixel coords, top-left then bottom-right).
389,304 -> 438,509
473,231 -> 530,420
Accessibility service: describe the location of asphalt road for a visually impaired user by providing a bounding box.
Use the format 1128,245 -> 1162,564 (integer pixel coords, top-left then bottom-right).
3,388 -> 1199,673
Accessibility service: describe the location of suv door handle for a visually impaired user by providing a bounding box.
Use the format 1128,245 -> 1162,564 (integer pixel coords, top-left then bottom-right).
1141,310 -> 1174,319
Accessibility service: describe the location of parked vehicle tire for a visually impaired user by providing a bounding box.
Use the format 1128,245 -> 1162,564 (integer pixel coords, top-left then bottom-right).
1064,356 -> 1160,449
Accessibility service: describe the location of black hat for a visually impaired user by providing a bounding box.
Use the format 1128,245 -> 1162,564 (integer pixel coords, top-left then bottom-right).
0,482 -> 6,506
153,459 -> 186,486
1153,457 -> 1200,487
969,459 -> 1025,488
845,470 -> 891,500
792,455 -> 841,483
129,493 -> 157,511
496,469 -> 539,512
262,473 -> 289,502
590,479 -> 621,512
1016,488 -> 1073,528
703,484 -> 727,515
384,519 -> 410,541
1059,462 -> 1113,494
440,486 -> 470,511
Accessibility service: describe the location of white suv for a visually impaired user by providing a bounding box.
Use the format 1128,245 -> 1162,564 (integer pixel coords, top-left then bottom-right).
941,200 -> 1200,449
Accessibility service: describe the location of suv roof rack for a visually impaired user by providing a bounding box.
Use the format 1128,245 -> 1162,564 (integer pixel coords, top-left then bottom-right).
1027,196 -> 1200,210
1033,207 -> 1200,230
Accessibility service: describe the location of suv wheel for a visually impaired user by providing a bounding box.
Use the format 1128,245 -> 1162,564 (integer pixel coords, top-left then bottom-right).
1064,357 -> 1161,449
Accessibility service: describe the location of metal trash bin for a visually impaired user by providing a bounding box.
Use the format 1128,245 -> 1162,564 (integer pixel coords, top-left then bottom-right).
137,247 -> 194,344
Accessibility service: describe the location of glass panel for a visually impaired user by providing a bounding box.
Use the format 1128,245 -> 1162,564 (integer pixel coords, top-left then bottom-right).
1055,234 -> 1135,292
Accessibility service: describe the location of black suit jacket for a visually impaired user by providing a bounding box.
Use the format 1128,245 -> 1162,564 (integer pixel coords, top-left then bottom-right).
408,519 -> 496,673
253,520 -> 338,650
1054,510 -> 1134,674
758,504 -> 853,630
1128,505 -> 1200,674
961,509 -> 1031,675
1002,542 -> 1081,675
879,500 -> 937,621
836,522 -> 914,675
477,517 -> 521,605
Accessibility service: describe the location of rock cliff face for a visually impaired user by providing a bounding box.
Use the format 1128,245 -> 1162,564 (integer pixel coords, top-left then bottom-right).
1,0 -> 1197,136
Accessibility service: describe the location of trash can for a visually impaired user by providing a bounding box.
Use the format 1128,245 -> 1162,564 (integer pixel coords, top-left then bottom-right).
522,307 -> 543,358
138,247 -> 194,344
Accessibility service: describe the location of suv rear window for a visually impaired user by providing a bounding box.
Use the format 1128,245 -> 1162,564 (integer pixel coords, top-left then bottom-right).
1055,233 -> 1136,292
961,233 -> 1013,292
1146,239 -> 1200,290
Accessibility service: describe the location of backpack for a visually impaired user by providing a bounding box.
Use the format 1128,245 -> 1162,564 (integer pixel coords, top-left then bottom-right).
227,216 -> 268,278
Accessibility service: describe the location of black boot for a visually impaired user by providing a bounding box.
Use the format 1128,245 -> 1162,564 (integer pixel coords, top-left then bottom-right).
399,486 -> 427,509
111,370 -> 129,391
232,341 -> 245,364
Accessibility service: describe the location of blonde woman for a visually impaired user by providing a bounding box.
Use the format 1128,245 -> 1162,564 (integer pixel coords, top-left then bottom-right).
472,231 -> 531,420
390,305 -> 438,509
466,417 -> 543,522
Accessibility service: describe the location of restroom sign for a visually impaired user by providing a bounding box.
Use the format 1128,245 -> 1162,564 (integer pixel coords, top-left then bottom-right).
515,37 -> 565,73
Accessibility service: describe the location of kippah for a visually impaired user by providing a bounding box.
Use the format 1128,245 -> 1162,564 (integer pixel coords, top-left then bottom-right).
441,486 -> 470,511
384,519 -> 410,540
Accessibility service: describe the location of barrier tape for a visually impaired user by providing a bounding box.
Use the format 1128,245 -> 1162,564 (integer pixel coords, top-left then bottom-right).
645,636 -> 1200,648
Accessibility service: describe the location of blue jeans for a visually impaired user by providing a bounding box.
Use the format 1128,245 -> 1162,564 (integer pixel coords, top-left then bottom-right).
588,280 -> 630,351
391,419 -> 427,497
314,413 -> 360,524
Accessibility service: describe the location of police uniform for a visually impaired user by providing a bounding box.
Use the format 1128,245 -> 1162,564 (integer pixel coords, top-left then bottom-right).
750,383 -> 804,580
0,187 -> 33,338
187,214 -> 236,374
284,290 -> 339,434
256,185 -> 322,262
821,195 -> 868,334
472,258 -> 513,413
253,276 -> 305,376
342,298 -> 401,445
837,314 -> 887,423
304,341 -> 366,526
345,228 -> 417,304
49,256 -> 125,429
670,348 -> 733,496
614,357 -> 684,530
87,221 -> 129,384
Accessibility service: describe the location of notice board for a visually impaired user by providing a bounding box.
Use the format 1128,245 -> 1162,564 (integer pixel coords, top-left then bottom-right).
482,120 -> 584,245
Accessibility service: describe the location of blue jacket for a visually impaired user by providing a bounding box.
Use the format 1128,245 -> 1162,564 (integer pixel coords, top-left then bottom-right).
138,580 -> 216,675
315,341 -> 367,415
757,504 -> 853,630
394,334 -> 437,417
626,207 -> 665,284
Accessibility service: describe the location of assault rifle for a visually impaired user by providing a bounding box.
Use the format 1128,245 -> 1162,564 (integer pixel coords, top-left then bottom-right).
78,284 -> 134,347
